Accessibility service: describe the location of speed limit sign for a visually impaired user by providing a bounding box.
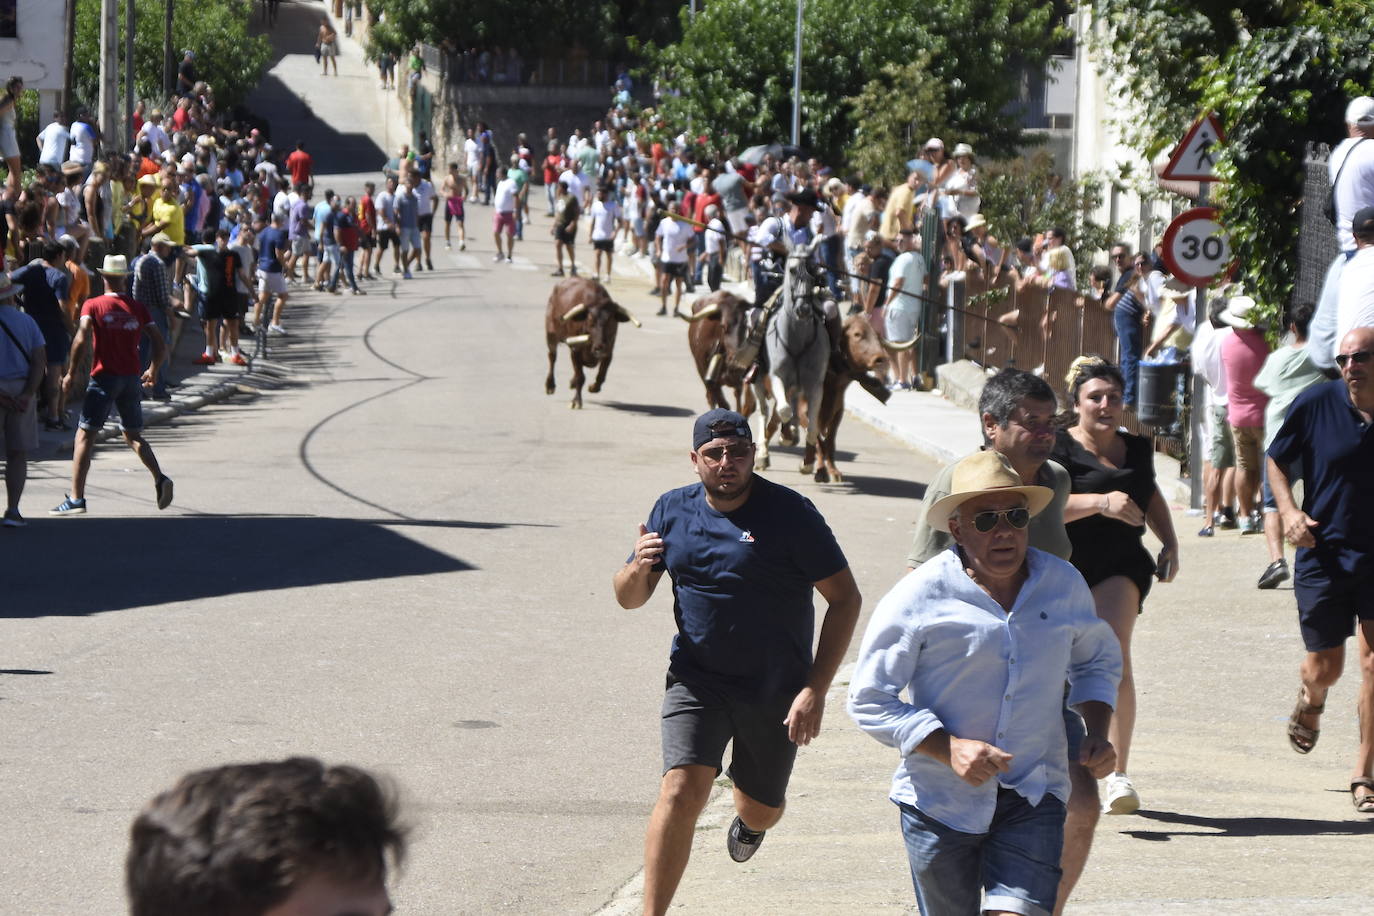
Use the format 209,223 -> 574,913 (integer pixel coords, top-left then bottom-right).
1161,207 -> 1233,287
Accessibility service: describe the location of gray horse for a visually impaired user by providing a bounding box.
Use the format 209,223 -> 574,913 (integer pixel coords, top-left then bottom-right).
758,236 -> 833,473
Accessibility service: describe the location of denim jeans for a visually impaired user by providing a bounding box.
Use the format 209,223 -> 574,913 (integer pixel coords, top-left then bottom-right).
331,248 -> 359,291
822,234 -> 844,299
139,306 -> 170,399
1113,303 -> 1144,407
899,789 -> 1065,916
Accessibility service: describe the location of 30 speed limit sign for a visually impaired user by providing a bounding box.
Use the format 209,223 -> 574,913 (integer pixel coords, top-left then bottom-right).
1161,207 -> 1233,287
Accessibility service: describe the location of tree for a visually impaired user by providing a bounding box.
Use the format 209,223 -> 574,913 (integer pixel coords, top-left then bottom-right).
71,0 -> 270,113
978,150 -> 1121,284
639,0 -> 1065,163
1091,0 -> 1374,322
845,56 -> 947,189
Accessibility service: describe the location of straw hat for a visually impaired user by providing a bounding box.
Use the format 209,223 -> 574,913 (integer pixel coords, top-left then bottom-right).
924,451 -> 1054,534
952,142 -> 975,159
1218,295 -> 1258,330
965,213 -> 987,231
98,254 -> 131,276
0,273 -> 19,300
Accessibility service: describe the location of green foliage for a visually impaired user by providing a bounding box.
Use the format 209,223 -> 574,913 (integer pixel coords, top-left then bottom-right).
978,150 -> 1121,283
71,0 -> 270,113
845,56 -> 947,189
640,0 -> 1065,163
1198,1 -> 1374,324
365,0 -> 681,59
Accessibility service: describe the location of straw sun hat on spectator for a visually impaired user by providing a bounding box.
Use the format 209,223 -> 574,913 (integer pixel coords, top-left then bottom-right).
924,450 -> 1054,534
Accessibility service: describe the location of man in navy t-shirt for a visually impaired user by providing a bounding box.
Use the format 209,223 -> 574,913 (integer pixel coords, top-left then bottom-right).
1267,326 -> 1374,812
252,212 -> 291,335
613,408 -> 861,912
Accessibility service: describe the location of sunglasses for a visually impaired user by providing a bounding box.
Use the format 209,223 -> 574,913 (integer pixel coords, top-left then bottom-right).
968,507 -> 1031,533
1336,350 -> 1371,368
699,442 -> 752,463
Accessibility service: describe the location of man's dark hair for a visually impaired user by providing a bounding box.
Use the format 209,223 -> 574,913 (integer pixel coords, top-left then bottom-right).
324,188 -> 335,202
42,240 -> 65,263
979,368 -> 1057,429
1110,241 -> 1131,254
201,227 -> 217,244
1049,226 -> 1068,242
1286,301 -> 1315,338
1015,236 -> 1033,255
138,140 -> 152,156
295,140 -> 305,150
127,757 -> 406,916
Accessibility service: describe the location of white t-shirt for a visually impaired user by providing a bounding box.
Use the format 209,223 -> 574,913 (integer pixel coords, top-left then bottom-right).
704,217 -> 727,256
464,137 -> 479,168
888,250 -> 927,308
493,178 -> 518,213
139,122 -> 170,157
69,121 -> 96,165
656,217 -> 692,263
374,190 -> 395,230
1336,245 -> 1374,354
36,122 -> 69,166
559,169 -> 589,204
1330,136 -> 1374,251
590,199 -> 619,240
414,179 -> 437,216
231,242 -> 254,294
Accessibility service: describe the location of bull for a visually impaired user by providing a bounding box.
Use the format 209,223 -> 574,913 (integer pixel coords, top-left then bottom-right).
804,314 -> 915,483
681,290 -> 759,414
544,277 -> 640,409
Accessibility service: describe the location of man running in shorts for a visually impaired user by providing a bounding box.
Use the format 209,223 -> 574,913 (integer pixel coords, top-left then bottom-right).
441,163 -> 466,250
375,176 -> 400,275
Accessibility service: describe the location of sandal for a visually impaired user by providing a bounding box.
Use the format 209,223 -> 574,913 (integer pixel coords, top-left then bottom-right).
1287,688 -> 1324,754
1352,778 -> 1374,814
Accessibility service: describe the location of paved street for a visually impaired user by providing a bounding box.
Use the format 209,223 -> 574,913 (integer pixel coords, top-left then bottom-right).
3,2 -> 1372,913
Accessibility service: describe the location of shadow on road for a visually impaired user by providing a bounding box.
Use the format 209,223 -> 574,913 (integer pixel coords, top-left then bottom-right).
599,401 -> 696,418
1123,808 -> 1374,840
830,474 -> 928,501
2,515 -> 489,618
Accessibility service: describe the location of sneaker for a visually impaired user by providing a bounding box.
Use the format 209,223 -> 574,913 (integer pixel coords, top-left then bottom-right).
551,269 -> 565,277
155,475 -> 174,510
726,816 -> 766,862
2,508 -> 25,528
460,241 -> 466,250
1258,558 -> 1290,590
1103,772 -> 1141,815
1197,525 -> 1214,537
415,262 -> 423,272
505,256 -> 513,263
268,324 -> 287,336
1239,515 -> 1258,535
427,259 -> 435,270
49,495 -> 87,516
403,269 -> 413,279
492,254 -> 503,263
193,352 -> 216,365
445,241 -> 452,249
230,353 -> 248,366
1218,508 -> 1238,530
393,265 -> 401,274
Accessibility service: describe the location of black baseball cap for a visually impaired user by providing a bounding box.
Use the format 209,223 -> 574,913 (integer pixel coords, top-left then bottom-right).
693,409 -> 752,450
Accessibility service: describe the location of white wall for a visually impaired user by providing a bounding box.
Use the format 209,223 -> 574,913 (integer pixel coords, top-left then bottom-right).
0,0 -> 69,90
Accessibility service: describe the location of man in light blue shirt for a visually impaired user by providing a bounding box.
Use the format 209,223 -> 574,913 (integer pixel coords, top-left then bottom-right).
850,450 -> 1121,916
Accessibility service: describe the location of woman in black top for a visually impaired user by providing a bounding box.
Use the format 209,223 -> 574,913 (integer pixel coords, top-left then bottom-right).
1052,356 -> 1179,818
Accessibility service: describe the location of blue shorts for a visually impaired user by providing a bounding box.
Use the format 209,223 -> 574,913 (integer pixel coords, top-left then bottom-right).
900,788 -> 1065,916
400,226 -> 421,252
80,372 -> 144,433
1295,563 -> 1374,652
1261,458 -> 1302,513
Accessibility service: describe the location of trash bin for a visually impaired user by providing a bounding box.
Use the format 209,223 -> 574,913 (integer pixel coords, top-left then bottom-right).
1136,360 -> 1184,428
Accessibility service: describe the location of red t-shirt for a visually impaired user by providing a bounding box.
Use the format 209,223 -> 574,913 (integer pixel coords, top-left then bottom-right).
171,107 -> 190,131
692,191 -> 721,233
360,193 -> 376,233
82,293 -> 154,377
286,150 -> 313,187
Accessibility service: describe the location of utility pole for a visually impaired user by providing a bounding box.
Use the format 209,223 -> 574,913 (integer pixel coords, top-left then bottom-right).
790,0 -> 803,147
125,0 -> 136,148
164,0 -> 175,98
99,0 -> 119,148
63,0 -> 76,115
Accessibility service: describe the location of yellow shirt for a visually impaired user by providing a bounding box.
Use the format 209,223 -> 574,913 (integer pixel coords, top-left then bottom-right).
151,198 -> 184,245
880,182 -> 915,241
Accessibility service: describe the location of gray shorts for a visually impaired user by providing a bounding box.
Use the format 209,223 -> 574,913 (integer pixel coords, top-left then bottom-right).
660,675 -> 796,809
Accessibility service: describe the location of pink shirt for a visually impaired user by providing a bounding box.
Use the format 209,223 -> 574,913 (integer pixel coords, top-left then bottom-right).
1219,327 -> 1270,428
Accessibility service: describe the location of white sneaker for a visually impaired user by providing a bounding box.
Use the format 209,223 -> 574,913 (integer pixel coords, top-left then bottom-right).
268,324 -> 287,336
492,254 -> 503,263
1102,772 -> 1140,815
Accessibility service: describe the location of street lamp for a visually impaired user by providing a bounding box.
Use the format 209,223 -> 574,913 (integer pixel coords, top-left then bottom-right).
791,0 -> 802,147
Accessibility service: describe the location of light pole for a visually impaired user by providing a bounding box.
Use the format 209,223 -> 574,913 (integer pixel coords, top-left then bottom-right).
790,0 -> 802,147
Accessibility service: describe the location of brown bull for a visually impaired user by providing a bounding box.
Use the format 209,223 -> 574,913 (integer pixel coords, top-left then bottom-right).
682,290 -> 757,414
805,314 -> 911,483
544,277 -> 640,409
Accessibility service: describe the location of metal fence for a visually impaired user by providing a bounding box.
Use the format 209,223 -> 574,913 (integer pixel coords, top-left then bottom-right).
1297,144 -> 1340,308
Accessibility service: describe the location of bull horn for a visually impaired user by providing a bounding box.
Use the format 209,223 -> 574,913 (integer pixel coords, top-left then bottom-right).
565,334 -> 590,347
881,332 -> 920,351
615,304 -> 642,328
561,303 -> 588,321
681,303 -> 721,323
705,352 -> 722,383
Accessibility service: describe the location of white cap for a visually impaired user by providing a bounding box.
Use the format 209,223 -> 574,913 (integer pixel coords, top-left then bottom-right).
1347,96 -> 1374,125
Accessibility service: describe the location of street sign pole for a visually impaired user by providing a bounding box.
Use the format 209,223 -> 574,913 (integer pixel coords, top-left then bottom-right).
1189,180 -> 1210,512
